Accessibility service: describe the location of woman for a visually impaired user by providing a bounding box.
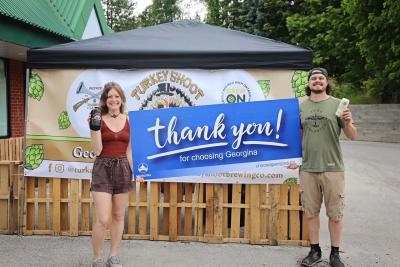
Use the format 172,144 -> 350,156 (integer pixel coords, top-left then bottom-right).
89,81 -> 137,267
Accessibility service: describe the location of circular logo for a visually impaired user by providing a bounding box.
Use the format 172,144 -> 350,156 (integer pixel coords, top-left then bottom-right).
221,81 -> 251,103
139,82 -> 194,110
305,109 -> 328,133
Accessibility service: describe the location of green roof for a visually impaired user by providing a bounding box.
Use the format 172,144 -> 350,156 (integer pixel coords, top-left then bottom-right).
0,0 -> 111,42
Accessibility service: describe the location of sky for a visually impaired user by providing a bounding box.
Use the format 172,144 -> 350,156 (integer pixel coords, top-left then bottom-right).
133,0 -> 206,19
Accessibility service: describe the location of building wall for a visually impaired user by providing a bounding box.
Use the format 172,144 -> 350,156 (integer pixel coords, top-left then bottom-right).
9,59 -> 25,137
341,104 -> 400,143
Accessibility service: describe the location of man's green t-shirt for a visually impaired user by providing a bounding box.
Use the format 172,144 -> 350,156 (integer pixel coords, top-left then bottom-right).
300,96 -> 345,172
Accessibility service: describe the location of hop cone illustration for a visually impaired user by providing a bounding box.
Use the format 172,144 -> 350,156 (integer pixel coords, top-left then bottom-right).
29,74 -> 44,100
25,144 -> 44,170
283,177 -> 298,185
257,80 -> 270,98
291,71 -> 308,97
58,111 -> 71,129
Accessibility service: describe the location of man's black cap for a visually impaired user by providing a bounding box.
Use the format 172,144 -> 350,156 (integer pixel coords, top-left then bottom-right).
308,67 -> 328,80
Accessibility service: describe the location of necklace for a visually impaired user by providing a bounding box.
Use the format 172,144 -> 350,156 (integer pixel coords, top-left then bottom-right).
109,112 -> 120,118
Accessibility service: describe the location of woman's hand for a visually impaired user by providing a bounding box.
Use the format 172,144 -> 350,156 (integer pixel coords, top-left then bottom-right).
136,176 -> 145,183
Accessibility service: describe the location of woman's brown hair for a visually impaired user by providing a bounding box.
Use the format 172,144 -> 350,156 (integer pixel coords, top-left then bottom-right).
99,82 -> 126,115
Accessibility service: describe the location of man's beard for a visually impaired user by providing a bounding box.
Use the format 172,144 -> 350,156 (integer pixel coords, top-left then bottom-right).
310,88 -> 325,94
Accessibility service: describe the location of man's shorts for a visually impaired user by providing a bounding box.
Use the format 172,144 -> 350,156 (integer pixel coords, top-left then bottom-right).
91,157 -> 133,195
300,171 -> 345,221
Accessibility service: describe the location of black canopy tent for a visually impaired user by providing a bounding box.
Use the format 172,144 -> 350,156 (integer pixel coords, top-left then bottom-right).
27,20 -> 312,69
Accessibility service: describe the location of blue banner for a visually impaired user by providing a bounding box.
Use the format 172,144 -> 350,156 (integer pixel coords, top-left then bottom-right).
129,98 -> 301,182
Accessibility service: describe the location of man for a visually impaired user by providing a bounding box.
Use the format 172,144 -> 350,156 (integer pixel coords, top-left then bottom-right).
289,67 -> 357,267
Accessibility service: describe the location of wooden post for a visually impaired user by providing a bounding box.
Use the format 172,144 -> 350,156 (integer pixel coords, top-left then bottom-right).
169,183 -> 178,241
150,182 -> 159,240
81,180 -> 91,233
250,184 -> 261,244
162,183 -> 170,235
139,182 -> 147,235
38,177 -> 47,230
25,177 -> 35,234
279,185 -> 289,243
127,182 -> 137,235
0,163 -> 10,233
230,184 -> 241,238
204,184 -> 214,241
52,178 -> 61,235
290,185 -> 300,241
213,184 -> 223,243
269,185 -> 280,245
69,179 -> 79,236
184,183 -> 193,236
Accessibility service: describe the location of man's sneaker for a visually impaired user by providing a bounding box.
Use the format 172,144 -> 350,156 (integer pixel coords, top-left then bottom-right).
106,256 -> 122,267
301,248 -> 322,266
329,253 -> 345,267
92,259 -> 106,267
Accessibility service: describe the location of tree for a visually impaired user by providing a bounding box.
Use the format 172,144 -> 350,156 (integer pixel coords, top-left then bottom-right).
138,0 -> 182,27
204,0 -> 222,25
287,1 -> 366,87
344,0 -> 400,103
102,0 -> 137,31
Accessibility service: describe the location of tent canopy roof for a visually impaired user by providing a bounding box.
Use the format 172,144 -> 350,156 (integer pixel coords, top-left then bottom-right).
27,20 -> 312,69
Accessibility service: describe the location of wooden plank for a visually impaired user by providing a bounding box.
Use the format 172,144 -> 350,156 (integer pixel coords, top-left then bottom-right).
11,163 -> 20,233
184,183 -> 193,236
213,184 -> 223,242
9,138 -> 15,160
169,183 -> 178,241
26,177 -> 36,233
162,183 -> 170,235
0,165 -> 9,231
193,183 -> 204,237
139,182 -> 147,235
259,184 -> 267,240
38,178 -> 47,230
69,179 -> 79,236
204,184 -> 214,237
244,185 -> 251,239
52,178 -> 61,235
177,183 -> 183,235
230,184 -> 241,238
279,185 -> 289,242
250,184 -> 261,244
268,185 -> 280,245
60,179 -> 69,231
0,139 -> 9,160
222,184 -> 228,237
0,139 -> 5,160
290,185 -> 300,241
149,182 -> 159,240
81,180 -> 91,232
127,182 -> 137,234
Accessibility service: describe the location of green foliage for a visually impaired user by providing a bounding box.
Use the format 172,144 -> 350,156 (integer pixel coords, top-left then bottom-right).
332,82 -> 379,104
204,0 -> 221,25
343,0 -> 400,103
283,177 -> 298,185
291,71 -> 308,97
102,0 -> 137,31
58,111 -> 71,130
29,74 -> 44,101
24,144 -> 44,170
138,0 -> 181,27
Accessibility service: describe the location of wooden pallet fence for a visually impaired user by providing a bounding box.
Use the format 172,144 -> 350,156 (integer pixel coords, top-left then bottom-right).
0,137 -> 24,234
20,178 -> 308,245
1,137 -> 308,245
